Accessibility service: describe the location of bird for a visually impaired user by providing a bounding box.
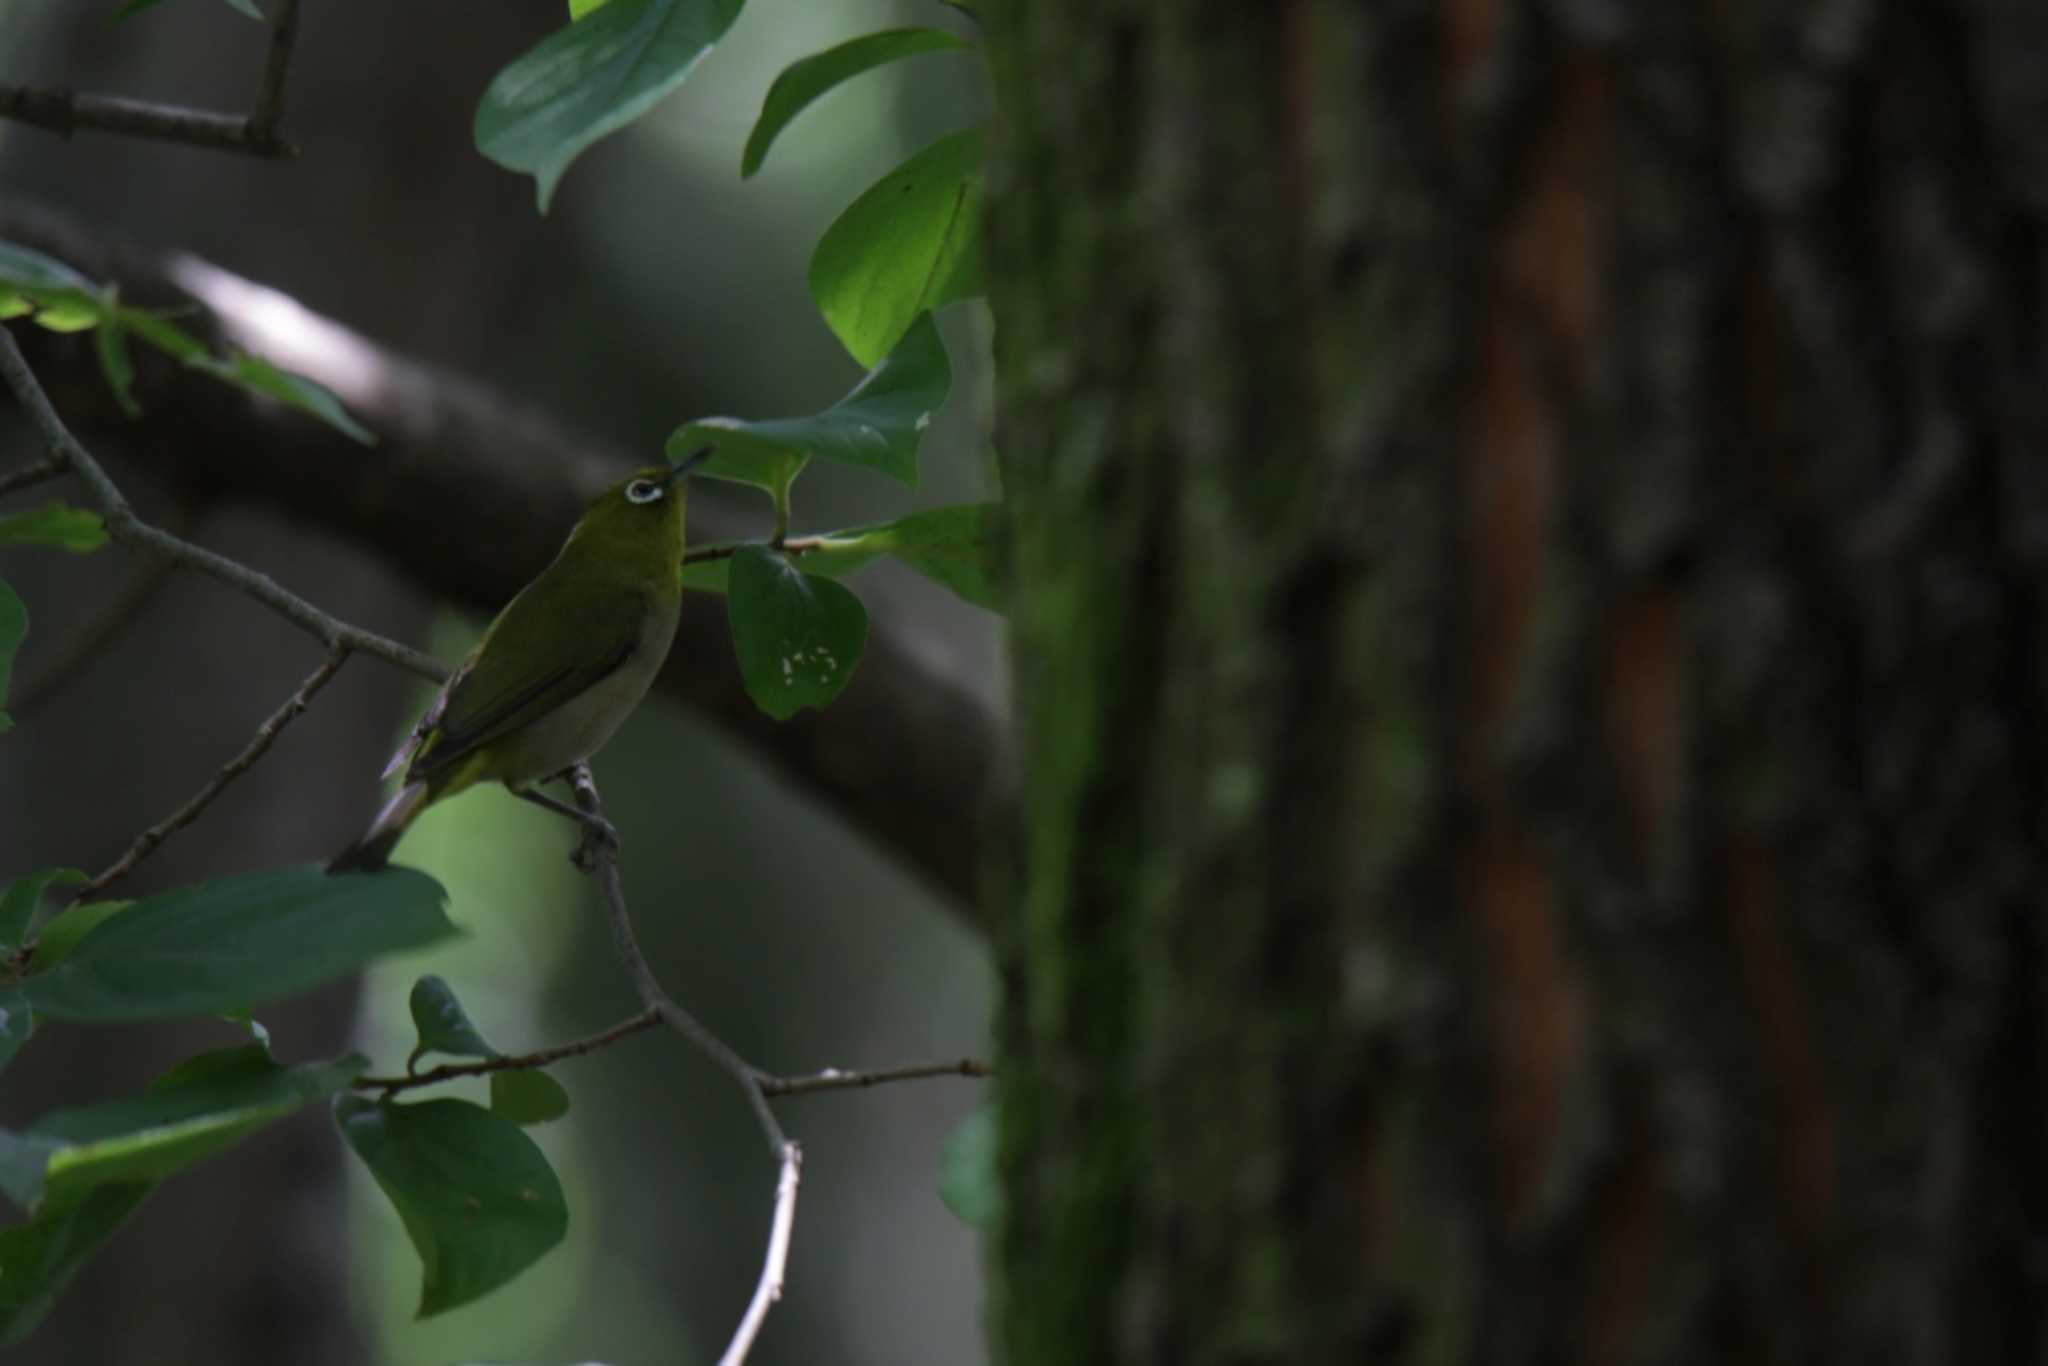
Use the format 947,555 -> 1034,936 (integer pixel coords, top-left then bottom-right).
328,451 -> 711,874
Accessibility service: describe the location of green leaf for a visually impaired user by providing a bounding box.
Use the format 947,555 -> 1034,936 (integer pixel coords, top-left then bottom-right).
669,311 -> 951,494
23,866 -> 459,1023
0,869 -> 86,952
568,0 -> 611,14
0,990 -> 31,1079
120,308 -> 209,364
93,307 -> 139,417
190,351 -> 374,445
810,127 -> 983,366
0,1043 -> 364,1211
222,0 -> 264,17
937,1103 -> 1001,1228
0,242 -> 92,294
0,1184 -> 152,1346
682,502 -> 998,610
408,975 -> 497,1065
741,28 -> 973,179
475,0 -> 745,212
489,1070 -> 571,1126
727,545 -> 867,720
0,578 -> 24,735
0,504 -> 109,554
27,900 -> 129,973
333,1095 -> 569,1318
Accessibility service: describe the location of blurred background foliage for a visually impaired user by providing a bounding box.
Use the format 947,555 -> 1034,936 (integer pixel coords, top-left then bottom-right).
0,1 -> 998,1362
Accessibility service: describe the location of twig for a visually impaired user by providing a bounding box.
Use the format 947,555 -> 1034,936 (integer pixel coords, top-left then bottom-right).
719,1147 -> 802,1366
74,648 -> 347,899
354,1008 -> 663,1093
0,455 -> 66,499
681,534 -> 834,567
758,1057 -> 993,1097
0,87 -> 293,158
0,325 -> 448,683
249,0 -> 303,142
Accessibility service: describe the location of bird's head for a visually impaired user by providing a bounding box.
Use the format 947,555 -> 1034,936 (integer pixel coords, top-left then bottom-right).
564,448 -> 712,575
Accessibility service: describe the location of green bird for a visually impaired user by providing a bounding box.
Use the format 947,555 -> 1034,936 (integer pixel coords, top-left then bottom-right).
329,451 -> 711,873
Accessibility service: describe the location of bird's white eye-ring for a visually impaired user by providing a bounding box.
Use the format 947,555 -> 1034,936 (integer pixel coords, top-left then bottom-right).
625,479 -> 664,505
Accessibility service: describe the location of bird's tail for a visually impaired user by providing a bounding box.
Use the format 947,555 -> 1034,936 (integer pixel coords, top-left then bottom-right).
327,781 -> 430,875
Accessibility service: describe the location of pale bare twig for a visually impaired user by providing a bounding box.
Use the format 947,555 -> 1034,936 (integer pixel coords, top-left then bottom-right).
75,648 -> 348,900
759,1057 -> 993,1097
720,1148 -> 802,1366
0,455 -> 66,499
0,0 -> 306,158
354,1008 -> 664,1093
0,325 -> 449,682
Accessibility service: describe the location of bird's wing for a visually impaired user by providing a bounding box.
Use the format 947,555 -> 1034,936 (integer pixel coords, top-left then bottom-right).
404,573 -> 649,786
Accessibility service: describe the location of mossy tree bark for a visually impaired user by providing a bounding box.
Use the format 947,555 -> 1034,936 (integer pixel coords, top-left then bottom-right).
983,3 -> 2047,1362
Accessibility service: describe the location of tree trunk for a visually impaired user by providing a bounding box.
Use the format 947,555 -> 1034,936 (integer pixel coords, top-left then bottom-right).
984,3 -> 2047,1362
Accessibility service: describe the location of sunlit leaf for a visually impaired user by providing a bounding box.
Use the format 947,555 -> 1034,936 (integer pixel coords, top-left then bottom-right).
742,29 -> 972,179
726,545 -> 867,720
334,1095 -> 569,1317
475,0 -> 745,212
0,504 -> 108,554
668,311 -> 950,494
810,128 -> 983,365
24,866 -> 459,1022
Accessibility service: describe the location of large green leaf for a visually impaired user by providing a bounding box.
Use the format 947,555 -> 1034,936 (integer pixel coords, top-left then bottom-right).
333,1095 -> 569,1317
0,1184 -> 152,1346
810,128 -> 983,366
668,311 -> 951,495
0,578 -> 25,735
683,502 -> 999,611
0,1043 -> 364,1211
726,545 -> 867,720
0,504 -> 108,553
23,866 -> 458,1022
475,0 -> 745,212
0,869 -> 85,952
741,28 -> 973,179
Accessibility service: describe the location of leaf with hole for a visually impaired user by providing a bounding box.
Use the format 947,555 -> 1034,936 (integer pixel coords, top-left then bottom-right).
333,1095 -> 569,1317
810,128 -> 983,365
742,28 -> 973,179
726,546 -> 868,720
23,866 -> 459,1022
475,0 -> 745,212
668,311 -> 951,495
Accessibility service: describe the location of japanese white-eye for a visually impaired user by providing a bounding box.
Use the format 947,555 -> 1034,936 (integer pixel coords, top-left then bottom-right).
329,451 -> 711,873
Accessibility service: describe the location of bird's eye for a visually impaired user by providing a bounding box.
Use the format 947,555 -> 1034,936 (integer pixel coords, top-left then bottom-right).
625,479 -> 663,505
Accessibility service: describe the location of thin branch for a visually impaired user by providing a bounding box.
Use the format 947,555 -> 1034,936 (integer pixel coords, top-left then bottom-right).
249,0 -> 304,141
0,324 -> 448,683
74,648 -> 347,900
758,1057 -> 993,1098
0,87 -> 293,158
354,1008 -> 663,1093
0,455 -> 66,499
719,1146 -> 802,1366
681,534 -> 835,566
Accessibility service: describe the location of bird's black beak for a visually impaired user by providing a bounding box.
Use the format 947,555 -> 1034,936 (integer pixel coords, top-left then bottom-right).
665,446 -> 713,486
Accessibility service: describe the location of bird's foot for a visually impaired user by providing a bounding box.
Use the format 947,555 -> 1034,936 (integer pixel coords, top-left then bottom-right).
571,815 -> 620,872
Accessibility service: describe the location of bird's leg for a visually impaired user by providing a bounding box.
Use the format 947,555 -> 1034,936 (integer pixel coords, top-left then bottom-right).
510,783 -> 619,868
